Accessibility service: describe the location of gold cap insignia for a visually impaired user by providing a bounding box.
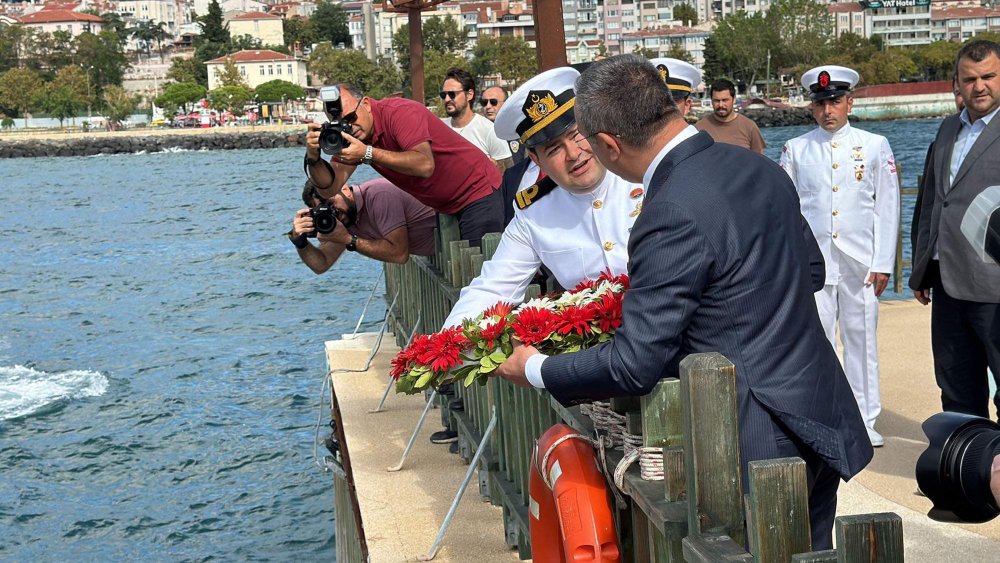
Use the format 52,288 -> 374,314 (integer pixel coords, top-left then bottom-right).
525,92 -> 558,123
657,64 -> 669,83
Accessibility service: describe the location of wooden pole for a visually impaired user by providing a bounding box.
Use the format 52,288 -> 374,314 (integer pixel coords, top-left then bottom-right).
532,0 -> 567,71
408,8 -> 425,104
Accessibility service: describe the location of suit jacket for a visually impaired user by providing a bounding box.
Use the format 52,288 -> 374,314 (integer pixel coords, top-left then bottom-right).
541,132 -> 872,480
909,113 -> 1000,303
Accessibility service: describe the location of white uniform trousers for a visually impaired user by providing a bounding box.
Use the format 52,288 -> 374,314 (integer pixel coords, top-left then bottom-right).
814,245 -> 881,430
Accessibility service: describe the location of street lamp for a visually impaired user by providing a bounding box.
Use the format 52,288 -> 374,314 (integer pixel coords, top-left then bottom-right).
84,65 -> 93,119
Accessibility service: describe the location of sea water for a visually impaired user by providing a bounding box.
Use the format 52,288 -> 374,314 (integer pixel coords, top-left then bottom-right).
0,118 -> 940,560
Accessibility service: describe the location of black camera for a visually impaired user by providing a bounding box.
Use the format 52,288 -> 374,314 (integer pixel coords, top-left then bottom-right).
310,203 -> 338,235
916,411 -> 1000,523
319,119 -> 350,155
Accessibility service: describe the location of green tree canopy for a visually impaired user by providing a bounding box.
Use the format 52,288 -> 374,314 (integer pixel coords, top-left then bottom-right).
664,44 -> 694,64
102,84 -> 139,127
167,56 -> 204,85
155,81 -> 207,114
312,0 -> 350,47
218,57 -> 247,87
283,16 -> 316,49
308,44 -> 402,99
673,4 -> 698,26
44,65 -> 90,126
422,49 -> 467,106
766,0 -> 833,71
209,84 -> 253,117
913,40 -> 961,82
632,45 -> 658,59
701,11 -> 777,89
857,49 -> 918,85
72,31 -> 130,91
0,67 -> 45,126
255,79 -> 306,102
198,0 -> 230,45
470,35 -> 537,90
392,15 -> 467,75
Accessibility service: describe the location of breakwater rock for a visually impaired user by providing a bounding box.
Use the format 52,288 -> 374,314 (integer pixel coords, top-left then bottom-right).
741,107 -> 814,127
0,130 -> 307,159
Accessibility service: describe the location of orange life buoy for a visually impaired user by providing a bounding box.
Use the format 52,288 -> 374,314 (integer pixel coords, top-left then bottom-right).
529,423 -> 621,563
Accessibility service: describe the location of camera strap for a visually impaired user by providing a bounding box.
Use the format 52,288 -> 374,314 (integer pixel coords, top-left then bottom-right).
303,156 -> 337,191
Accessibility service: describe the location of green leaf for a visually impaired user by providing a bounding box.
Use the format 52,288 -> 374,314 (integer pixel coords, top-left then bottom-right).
415,369 -> 435,389
464,370 -> 478,387
489,350 -> 507,364
480,356 -> 496,370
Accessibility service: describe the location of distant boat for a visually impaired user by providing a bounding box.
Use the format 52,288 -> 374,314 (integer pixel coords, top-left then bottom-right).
852,81 -> 956,120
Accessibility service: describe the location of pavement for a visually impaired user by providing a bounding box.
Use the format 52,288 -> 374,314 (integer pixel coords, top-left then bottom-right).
325,299 -> 1000,562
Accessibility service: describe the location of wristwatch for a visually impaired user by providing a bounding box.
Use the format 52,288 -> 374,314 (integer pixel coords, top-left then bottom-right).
288,230 -> 309,249
361,145 -> 374,166
346,234 -> 359,252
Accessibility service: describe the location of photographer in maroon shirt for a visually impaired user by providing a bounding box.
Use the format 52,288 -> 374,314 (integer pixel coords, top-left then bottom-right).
305,83 -> 504,249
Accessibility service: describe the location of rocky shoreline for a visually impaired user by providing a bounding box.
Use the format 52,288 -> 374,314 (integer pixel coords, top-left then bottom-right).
0,108 -> 818,159
0,130 -> 307,159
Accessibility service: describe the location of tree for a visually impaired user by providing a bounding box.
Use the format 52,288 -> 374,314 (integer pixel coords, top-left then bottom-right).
422,49 -> 467,106
392,16 -> 467,74
155,81 -> 207,114
198,0 -> 230,45
73,31 -> 130,90
308,44 -> 401,98
218,57 -> 247,87
766,0 -> 833,71
283,16 -> 316,49
857,49 -> 917,85
312,0 -> 349,47
673,4 -> 698,26
255,79 -> 306,102
632,45 -> 657,59
45,65 -> 89,126
0,67 -> 45,126
167,56 -> 203,84
209,85 -> 253,118
913,40 -> 961,82
701,11 -> 777,89
103,85 -> 139,128
664,44 -> 694,64
471,36 -> 537,89
129,20 -> 157,61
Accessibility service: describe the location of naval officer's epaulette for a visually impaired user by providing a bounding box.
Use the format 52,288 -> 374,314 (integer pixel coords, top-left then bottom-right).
514,176 -> 557,210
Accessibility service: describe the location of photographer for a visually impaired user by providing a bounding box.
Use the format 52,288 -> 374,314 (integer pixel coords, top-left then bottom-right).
305,83 -> 504,249
289,178 -> 437,272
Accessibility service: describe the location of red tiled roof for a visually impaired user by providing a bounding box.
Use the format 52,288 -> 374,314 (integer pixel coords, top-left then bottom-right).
231,11 -> 282,20
827,2 -> 864,13
853,80 -> 954,98
205,49 -> 297,63
624,26 -> 707,38
932,7 -> 1000,20
20,9 -> 103,23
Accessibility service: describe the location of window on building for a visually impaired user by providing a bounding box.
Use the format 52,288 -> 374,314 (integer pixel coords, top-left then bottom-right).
260,66 -> 265,75
288,64 -> 293,74
277,65 -> 282,75
240,67 -> 246,76
268,65 -> 274,75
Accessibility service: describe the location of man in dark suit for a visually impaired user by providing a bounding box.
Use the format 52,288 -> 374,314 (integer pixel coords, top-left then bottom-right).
497,54 -> 872,550
909,40 -> 1000,419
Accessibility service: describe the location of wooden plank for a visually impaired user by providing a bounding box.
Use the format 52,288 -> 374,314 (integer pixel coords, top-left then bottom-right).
792,550 -> 837,562
682,535 -> 754,563
747,457 -> 811,562
632,502 -> 652,562
835,513 -> 904,563
482,232 -> 502,259
680,353 -> 744,546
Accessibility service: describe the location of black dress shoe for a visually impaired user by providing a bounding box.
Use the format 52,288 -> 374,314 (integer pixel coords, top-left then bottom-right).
448,442 -> 459,454
430,429 -> 458,444
448,398 -> 465,412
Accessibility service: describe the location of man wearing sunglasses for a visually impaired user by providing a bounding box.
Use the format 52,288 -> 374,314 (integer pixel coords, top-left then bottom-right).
304,83 -> 504,249
440,68 -> 512,171
288,178 -> 437,272
480,86 -> 506,122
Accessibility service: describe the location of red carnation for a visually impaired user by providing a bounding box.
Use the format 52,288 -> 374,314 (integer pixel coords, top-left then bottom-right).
409,333 -> 438,366
573,278 -> 597,292
597,270 -> 630,290
390,354 -> 410,381
511,307 -> 559,346
428,327 -> 469,373
591,291 -> 623,333
557,304 -> 596,337
483,301 -> 514,319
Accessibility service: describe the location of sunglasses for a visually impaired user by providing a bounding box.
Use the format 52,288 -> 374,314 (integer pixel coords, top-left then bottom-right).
339,98 -> 364,124
439,90 -> 466,100
480,98 -> 500,107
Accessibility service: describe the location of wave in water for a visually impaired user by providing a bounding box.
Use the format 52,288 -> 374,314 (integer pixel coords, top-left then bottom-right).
0,365 -> 108,420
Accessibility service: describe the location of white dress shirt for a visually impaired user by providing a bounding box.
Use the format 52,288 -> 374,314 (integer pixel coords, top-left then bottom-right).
780,122 -> 899,283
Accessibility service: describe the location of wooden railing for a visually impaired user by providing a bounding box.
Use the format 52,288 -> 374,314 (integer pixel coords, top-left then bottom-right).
375,216 -> 903,562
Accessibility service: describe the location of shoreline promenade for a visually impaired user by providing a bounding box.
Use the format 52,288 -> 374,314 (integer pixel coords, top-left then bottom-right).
326,299 -> 1000,561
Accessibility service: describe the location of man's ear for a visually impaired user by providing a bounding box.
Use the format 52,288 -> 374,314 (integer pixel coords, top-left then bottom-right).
596,132 -> 622,162
527,148 -> 540,167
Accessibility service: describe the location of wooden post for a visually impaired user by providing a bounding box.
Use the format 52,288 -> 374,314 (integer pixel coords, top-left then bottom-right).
835,513 -> 904,563
407,8 -> 424,104
531,0 -> 567,71
893,163 -> 904,294
680,353 -> 744,546
747,458 -> 811,561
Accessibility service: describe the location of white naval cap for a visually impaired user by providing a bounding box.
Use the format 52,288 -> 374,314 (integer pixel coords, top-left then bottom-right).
494,66 -> 580,148
801,65 -> 860,100
649,58 -> 702,99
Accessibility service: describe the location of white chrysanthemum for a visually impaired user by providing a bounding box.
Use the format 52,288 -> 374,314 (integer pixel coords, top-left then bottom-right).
516,296 -> 556,312
557,288 -> 595,306
594,280 -> 623,296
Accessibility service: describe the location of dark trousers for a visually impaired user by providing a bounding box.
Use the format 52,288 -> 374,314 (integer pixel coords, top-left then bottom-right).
454,188 -> 504,249
929,262 -> 1000,419
774,432 -> 841,551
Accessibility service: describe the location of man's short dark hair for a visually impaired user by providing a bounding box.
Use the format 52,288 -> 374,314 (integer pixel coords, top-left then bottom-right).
302,179 -> 321,206
575,54 -> 680,149
445,67 -> 476,97
710,79 -> 736,98
955,40 -> 1000,74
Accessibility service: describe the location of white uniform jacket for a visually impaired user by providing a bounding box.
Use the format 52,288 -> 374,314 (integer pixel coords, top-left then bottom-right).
442,171 -> 644,328
779,123 -> 899,283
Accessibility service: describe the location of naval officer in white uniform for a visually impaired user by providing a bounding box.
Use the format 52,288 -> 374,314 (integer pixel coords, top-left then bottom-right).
649,58 -> 702,118
442,67 -> 645,328
779,65 -> 900,447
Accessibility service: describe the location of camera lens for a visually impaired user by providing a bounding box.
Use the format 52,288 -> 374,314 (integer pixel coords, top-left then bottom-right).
916,411 -> 1000,523
319,122 -> 346,155
311,205 -> 337,234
